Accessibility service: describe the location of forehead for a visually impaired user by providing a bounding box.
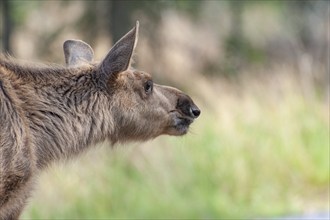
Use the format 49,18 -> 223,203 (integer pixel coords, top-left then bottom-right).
120,70 -> 152,81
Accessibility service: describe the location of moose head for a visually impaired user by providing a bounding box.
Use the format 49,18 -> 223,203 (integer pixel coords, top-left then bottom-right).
63,21 -> 200,143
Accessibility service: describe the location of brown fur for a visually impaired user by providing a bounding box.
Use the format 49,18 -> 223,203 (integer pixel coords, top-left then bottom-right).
0,22 -> 200,219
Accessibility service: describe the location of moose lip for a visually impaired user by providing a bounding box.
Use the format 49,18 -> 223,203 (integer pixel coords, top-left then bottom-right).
172,116 -> 194,135
168,110 -> 194,135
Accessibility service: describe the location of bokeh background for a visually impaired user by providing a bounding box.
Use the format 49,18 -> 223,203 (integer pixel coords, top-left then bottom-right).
1,0 -> 329,218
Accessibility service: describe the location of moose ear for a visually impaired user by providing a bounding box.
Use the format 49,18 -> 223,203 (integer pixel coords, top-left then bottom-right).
99,21 -> 139,79
63,40 -> 94,67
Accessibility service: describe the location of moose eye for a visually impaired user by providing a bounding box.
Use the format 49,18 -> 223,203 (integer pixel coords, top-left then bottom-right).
144,80 -> 153,94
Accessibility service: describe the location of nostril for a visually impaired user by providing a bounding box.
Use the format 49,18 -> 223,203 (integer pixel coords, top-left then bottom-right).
177,95 -> 200,118
190,107 -> 201,118
192,109 -> 201,117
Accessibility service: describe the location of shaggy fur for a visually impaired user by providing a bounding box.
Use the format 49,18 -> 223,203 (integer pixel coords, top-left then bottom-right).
0,22 -> 200,219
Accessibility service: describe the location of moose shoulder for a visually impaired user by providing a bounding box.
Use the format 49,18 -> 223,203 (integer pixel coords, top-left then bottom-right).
0,21 -> 200,219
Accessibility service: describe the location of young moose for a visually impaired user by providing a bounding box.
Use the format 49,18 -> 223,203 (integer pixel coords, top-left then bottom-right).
0,21 -> 200,219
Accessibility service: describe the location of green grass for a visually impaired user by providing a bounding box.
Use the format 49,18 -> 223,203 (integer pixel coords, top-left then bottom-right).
22,80 -> 329,219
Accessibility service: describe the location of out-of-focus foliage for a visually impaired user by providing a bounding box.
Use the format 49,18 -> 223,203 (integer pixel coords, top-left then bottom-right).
1,0 -> 327,93
0,0 -> 328,218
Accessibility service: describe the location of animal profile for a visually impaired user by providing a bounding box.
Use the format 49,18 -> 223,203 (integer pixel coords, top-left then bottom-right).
0,21 -> 200,219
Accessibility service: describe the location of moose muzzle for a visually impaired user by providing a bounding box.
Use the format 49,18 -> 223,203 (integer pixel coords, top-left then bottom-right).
177,95 -> 201,119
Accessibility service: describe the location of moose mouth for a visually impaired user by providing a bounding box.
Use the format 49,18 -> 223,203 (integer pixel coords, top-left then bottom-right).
167,99 -> 200,136
168,111 -> 194,136
173,117 -> 194,135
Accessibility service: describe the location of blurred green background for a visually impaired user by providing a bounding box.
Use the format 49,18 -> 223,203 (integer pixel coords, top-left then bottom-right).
1,0 -> 329,218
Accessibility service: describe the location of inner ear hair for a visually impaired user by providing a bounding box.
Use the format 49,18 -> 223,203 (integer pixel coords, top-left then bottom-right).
63,39 -> 94,67
99,21 -> 139,80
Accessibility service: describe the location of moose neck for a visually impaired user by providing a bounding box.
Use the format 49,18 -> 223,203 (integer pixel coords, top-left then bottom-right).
4,63 -> 115,169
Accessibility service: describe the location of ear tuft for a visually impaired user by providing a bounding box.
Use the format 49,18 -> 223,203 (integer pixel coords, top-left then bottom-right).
99,21 -> 139,78
63,40 -> 94,67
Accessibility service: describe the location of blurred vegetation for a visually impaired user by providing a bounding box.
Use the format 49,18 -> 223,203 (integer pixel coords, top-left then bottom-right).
0,0 -> 329,218
1,1 -> 328,83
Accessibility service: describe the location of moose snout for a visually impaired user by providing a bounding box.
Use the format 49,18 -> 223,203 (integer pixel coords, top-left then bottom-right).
177,95 -> 201,119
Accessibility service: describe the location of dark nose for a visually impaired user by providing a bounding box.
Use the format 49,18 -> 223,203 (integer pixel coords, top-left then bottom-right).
190,106 -> 201,118
177,95 -> 201,119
